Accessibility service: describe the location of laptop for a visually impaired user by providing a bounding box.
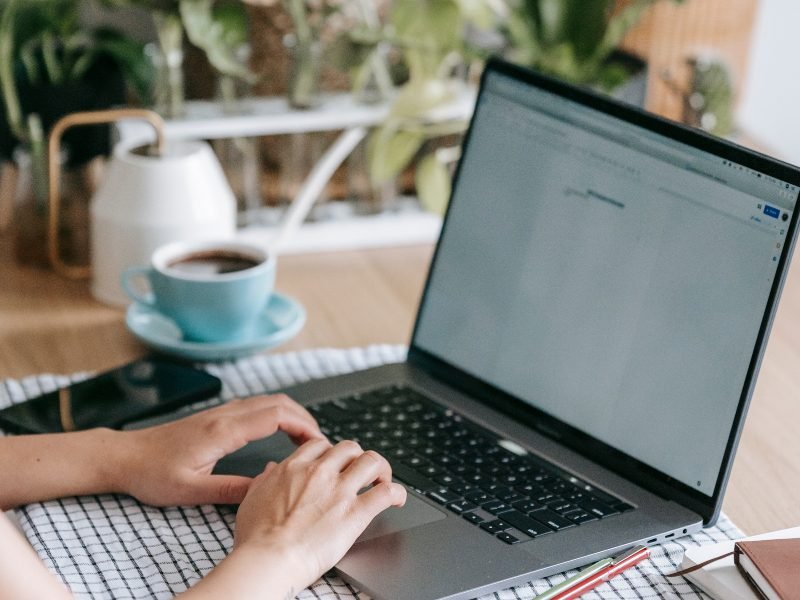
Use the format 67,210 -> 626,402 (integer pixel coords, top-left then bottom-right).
213,58 -> 800,599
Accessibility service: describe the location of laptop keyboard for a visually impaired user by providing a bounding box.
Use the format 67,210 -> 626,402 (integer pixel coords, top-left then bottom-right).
307,385 -> 634,545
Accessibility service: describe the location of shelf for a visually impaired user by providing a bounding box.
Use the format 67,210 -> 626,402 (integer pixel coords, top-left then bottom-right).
115,88 -> 476,143
113,88 -> 474,253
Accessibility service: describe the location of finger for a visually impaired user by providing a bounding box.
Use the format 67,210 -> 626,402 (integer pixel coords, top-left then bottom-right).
354,482 -> 407,524
183,474 -> 253,505
340,450 -> 393,493
224,406 -> 323,452
285,437 -> 332,463
228,394 -> 319,433
316,440 -> 364,472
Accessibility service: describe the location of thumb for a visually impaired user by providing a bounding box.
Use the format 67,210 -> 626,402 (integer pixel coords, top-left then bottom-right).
187,475 -> 253,505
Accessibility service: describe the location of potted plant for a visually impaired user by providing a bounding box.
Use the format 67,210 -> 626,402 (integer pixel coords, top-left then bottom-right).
0,0 -> 152,265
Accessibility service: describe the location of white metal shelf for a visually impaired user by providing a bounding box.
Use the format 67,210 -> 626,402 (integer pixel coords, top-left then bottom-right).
115,88 -> 475,254
116,89 -> 476,143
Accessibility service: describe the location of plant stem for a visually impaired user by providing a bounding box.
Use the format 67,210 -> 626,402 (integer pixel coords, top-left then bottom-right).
153,11 -> 185,118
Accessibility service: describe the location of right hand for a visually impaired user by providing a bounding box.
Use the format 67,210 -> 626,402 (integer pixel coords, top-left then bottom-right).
233,439 -> 407,589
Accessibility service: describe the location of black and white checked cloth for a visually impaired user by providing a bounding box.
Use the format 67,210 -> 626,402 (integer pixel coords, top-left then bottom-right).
2,345 -> 738,599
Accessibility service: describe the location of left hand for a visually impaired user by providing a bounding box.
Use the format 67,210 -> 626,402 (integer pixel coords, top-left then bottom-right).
115,394 -> 324,506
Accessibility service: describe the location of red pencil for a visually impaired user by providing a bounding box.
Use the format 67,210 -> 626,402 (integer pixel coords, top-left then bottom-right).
551,546 -> 651,600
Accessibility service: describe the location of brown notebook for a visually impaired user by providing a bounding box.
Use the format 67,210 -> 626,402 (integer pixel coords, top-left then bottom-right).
733,539 -> 800,600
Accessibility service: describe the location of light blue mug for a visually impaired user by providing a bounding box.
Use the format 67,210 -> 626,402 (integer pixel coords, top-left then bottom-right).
122,240 -> 276,343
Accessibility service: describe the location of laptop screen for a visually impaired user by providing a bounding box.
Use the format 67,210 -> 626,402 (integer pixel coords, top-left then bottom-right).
413,67 -> 798,498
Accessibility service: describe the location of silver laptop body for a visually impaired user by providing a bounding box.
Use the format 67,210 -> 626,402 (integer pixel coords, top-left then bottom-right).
213,58 -> 800,600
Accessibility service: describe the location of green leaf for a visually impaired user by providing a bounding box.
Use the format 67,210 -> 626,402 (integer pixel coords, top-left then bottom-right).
179,0 -> 255,82
92,28 -> 154,102
416,152 -> 451,214
390,78 -> 456,120
40,31 -> 63,85
392,0 -> 462,81
367,125 -> 426,184
19,38 -> 41,84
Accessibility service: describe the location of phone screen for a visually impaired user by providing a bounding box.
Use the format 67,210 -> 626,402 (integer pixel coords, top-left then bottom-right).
0,358 -> 222,434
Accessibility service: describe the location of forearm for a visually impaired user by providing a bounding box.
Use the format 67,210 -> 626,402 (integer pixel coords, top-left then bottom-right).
0,429 -> 127,509
0,512 -> 72,599
178,542 -> 308,600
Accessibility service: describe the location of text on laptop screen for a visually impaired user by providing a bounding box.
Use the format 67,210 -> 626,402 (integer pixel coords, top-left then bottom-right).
414,70 -> 797,496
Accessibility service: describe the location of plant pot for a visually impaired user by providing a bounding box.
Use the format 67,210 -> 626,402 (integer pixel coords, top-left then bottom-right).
286,37 -> 322,110
604,50 -> 648,108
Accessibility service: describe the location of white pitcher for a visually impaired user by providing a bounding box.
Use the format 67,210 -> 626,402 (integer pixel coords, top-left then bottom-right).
48,108 -> 236,305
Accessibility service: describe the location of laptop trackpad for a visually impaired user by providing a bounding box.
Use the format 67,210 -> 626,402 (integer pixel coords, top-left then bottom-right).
356,492 -> 447,543
213,433 -> 298,477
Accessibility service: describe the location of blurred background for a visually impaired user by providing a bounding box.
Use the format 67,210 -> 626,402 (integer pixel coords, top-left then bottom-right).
0,0 -> 795,263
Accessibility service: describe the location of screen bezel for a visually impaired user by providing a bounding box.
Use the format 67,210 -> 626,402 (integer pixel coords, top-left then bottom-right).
408,57 -> 800,525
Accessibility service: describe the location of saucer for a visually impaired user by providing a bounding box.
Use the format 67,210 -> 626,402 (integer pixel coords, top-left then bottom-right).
125,293 -> 306,361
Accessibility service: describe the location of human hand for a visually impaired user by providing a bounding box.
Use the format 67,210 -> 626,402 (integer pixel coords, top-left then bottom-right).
116,394 -> 324,506
233,439 -> 407,590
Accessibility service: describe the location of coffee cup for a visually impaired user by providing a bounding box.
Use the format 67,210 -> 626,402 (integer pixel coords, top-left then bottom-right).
121,240 -> 275,343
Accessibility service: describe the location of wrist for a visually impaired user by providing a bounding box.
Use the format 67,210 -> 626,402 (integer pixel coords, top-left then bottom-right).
84,427 -> 136,496
187,539 -> 311,600
234,533 -> 316,592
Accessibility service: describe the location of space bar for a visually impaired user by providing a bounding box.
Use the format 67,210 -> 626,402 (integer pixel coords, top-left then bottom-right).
391,462 -> 437,492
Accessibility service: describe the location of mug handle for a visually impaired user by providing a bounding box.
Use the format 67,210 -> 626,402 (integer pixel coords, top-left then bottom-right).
121,266 -> 156,307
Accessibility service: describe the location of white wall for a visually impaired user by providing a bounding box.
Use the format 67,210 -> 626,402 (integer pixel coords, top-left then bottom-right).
738,0 -> 800,165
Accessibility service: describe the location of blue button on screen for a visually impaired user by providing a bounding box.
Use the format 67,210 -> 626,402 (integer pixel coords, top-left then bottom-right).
764,205 -> 780,219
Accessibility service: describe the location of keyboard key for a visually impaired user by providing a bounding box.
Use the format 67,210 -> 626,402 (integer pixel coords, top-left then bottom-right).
462,512 -> 484,525
427,488 -> 461,505
564,511 -> 597,524
479,520 -> 508,534
421,465 -> 442,477
464,490 -> 492,504
612,502 -> 635,513
447,500 -> 478,514
530,508 -> 576,531
481,500 -> 512,515
435,474 -> 463,487
494,487 -> 520,501
500,510 -> 552,537
546,499 -> 573,513
450,482 -> 476,495
496,532 -> 521,544
516,483 -> 543,496
389,447 -> 410,459
579,500 -> 619,519
403,455 -> 428,468
501,493 -> 526,504
511,499 -> 539,513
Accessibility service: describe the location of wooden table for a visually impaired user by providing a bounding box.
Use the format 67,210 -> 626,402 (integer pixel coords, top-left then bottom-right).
1,234 -> 798,536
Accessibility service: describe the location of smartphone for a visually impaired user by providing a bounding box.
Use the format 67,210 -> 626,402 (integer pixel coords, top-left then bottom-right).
0,358 -> 222,434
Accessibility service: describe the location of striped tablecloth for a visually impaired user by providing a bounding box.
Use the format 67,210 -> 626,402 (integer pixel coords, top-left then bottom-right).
1,346 -> 737,599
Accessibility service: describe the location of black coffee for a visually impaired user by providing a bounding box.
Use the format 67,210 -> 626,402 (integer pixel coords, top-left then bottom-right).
167,250 -> 262,276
